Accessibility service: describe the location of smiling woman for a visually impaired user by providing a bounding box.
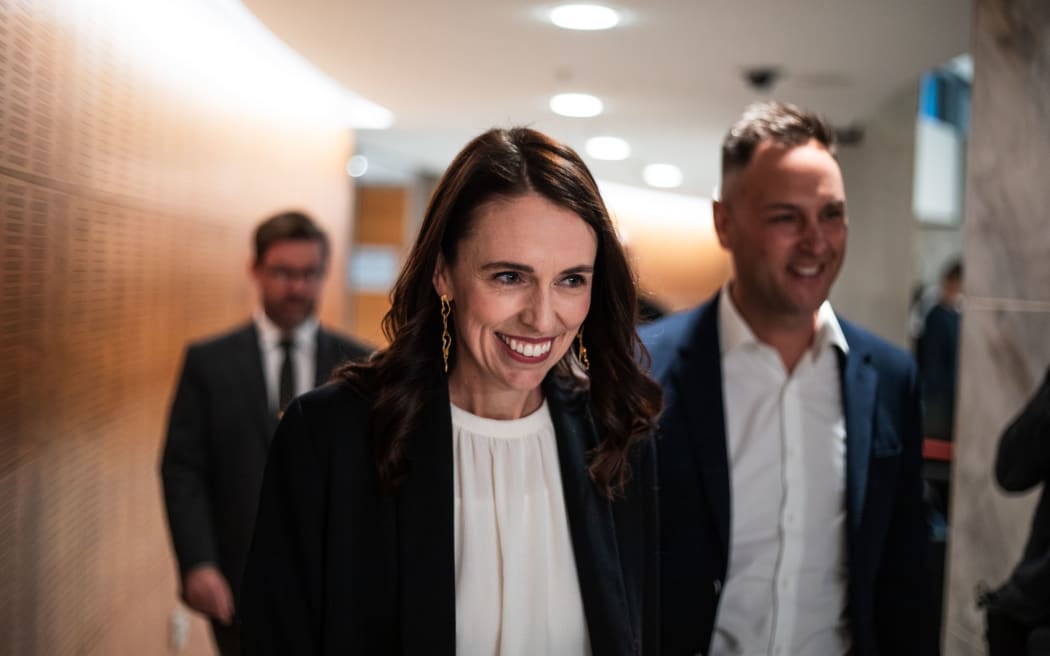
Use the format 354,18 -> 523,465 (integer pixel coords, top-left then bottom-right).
240,127 -> 663,655
432,193 -> 597,418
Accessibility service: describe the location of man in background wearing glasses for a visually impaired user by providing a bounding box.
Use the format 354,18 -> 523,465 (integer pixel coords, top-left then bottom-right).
160,211 -> 370,655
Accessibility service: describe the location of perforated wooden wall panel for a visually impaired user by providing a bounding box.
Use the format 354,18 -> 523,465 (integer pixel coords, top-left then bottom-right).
0,3 -> 355,653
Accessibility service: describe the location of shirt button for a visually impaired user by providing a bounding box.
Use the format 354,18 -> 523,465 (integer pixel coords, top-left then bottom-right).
712,579 -> 722,595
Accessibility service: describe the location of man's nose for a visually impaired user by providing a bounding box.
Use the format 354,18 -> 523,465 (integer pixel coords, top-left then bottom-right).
799,216 -> 828,253
287,275 -> 310,293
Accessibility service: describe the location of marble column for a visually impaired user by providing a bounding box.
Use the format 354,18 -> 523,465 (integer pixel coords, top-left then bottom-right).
944,0 -> 1050,653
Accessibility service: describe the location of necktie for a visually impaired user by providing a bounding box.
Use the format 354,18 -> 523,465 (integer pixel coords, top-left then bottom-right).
278,338 -> 296,412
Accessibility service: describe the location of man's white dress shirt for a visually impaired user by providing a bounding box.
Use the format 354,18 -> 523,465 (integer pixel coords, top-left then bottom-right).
711,285 -> 851,656
253,309 -> 318,413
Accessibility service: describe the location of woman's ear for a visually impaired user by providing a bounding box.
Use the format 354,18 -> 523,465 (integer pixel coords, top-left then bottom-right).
432,253 -> 452,299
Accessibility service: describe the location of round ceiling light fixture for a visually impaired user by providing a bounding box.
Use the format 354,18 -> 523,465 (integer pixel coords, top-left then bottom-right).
346,154 -> 369,177
549,4 -> 621,31
585,136 -> 631,160
643,163 -> 684,189
549,93 -> 604,118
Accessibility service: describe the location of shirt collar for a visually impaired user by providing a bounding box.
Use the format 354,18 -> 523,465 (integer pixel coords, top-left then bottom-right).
253,308 -> 319,350
814,298 -> 849,356
718,281 -> 760,356
718,281 -> 849,358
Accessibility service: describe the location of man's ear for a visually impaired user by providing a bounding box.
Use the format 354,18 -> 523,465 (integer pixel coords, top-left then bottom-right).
712,200 -> 732,249
432,253 -> 452,298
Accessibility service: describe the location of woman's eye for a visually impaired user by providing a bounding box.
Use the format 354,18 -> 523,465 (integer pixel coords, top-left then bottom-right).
562,274 -> 588,288
494,271 -> 521,284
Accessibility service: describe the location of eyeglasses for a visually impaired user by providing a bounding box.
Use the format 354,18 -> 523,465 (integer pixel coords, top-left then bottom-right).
262,266 -> 325,283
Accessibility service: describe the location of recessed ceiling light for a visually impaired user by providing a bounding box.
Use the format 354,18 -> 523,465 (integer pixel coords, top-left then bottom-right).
346,154 -> 368,177
643,163 -> 683,188
549,93 -> 604,118
550,4 -> 620,31
585,136 -> 630,160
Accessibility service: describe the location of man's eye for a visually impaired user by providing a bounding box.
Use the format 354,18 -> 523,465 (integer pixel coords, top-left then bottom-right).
770,214 -> 795,224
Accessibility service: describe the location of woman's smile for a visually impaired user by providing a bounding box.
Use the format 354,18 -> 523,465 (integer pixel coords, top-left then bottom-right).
497,333 -> 556,362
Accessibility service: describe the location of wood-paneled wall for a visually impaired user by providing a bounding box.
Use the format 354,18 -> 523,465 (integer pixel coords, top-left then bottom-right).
350,186 -> 408,346
0,3 -> 354,654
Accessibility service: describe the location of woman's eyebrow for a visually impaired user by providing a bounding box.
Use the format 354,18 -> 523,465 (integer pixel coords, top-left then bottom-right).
480,261 -> 532,273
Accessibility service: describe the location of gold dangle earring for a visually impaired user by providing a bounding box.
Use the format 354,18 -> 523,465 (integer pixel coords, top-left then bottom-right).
440,294 -> 452,373
577,326 -> 590,371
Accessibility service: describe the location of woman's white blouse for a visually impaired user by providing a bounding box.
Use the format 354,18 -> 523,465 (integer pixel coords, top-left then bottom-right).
451,400 -> 591,656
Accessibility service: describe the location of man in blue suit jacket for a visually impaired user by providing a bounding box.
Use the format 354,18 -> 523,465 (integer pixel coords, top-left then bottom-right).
641,102 -> 927,655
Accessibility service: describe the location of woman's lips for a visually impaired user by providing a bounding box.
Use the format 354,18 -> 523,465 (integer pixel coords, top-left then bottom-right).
497,333 -> 555,362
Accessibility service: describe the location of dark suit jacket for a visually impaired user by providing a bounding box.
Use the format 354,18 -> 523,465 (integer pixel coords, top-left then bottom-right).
640,294 -> 926,656
239,374 -> 659,655
160,321 -> 370,609
917,303 -> 961,440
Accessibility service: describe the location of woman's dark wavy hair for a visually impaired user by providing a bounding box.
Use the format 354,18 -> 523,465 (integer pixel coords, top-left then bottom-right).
336,127 -> 662,499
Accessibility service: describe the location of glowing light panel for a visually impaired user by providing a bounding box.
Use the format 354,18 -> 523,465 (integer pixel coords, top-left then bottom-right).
550,93 -> 604,118
643,163 -> 684,189
550,4 -> 620,31
56,0 -> 393,129
585,136 -> 631,160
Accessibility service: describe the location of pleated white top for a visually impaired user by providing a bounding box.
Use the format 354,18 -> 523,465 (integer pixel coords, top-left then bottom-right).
451,400 -> 591,656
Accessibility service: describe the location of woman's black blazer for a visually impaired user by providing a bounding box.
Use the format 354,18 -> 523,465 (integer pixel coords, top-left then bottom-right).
240,374 -> 659,655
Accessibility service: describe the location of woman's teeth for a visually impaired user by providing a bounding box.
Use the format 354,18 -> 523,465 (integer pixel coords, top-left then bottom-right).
501,335 -> 553,357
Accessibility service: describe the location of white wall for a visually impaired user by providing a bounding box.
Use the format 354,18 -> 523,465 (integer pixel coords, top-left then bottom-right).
831,85 -> 922,347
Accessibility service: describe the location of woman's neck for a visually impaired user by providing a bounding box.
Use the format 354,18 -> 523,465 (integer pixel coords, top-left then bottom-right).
447,377 -> 543,420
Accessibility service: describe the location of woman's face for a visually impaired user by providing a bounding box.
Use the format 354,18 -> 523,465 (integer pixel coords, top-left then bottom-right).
433,193 -> 597,416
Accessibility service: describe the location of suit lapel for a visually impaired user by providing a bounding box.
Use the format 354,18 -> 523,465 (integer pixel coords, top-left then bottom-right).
671,301 -> 731,559
236,323 -> 277,446
397,384 -> 455,655
545,378 -> 635,654
314,329 -> 339,386
839,326 -> 877,536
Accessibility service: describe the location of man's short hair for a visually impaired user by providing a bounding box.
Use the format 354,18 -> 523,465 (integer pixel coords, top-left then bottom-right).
721,101 -> 837,183
253,211 -> 329,265
942,258 -> 963,284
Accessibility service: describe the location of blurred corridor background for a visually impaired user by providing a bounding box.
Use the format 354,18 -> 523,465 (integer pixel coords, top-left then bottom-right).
2,0 -> 1049,654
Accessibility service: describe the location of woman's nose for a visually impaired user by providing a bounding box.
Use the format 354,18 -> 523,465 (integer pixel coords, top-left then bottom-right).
520,288 -> 557,333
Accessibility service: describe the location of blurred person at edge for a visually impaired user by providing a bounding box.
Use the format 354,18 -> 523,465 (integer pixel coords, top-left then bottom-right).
981,366 -> 1050,655
642,101 -> 928,656
160,211 -> 370,655
239,127 -> 662,655
917,258 -> 963,442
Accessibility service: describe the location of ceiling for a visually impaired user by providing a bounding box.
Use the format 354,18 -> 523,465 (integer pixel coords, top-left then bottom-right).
241,0 -> 973,197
